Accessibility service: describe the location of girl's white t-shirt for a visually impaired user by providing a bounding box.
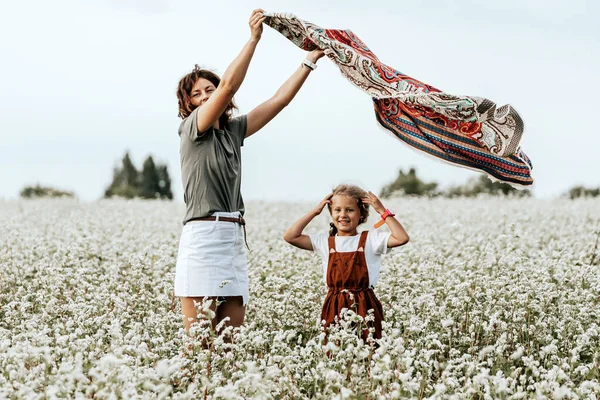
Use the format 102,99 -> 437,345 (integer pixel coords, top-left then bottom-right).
309,230 -> 391,288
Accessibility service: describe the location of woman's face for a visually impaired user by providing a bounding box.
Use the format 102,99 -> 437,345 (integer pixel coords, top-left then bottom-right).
330,195 -> 361,236
190,78 -> 216,108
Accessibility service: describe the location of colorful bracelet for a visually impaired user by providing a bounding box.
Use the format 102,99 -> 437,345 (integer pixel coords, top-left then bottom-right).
373,209 -> 395,228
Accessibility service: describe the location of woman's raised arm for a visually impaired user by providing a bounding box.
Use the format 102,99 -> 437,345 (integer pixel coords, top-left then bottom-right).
195,9 -> 266,132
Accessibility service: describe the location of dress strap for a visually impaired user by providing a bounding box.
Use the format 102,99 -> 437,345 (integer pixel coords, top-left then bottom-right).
327,235 -> 336,252
357,230 -> 368,250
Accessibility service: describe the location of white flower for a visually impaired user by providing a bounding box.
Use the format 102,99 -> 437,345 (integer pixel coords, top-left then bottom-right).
441,318 -> 454,328
1,197 -> 598,398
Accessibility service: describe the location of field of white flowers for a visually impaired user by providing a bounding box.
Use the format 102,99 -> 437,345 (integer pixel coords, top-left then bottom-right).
1,197 -> 599,399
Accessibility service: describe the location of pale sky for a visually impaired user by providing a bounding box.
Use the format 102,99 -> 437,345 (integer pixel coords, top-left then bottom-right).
1,0 -> 598,202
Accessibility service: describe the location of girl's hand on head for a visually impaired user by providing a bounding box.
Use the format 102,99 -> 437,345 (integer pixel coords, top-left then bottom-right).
362,191 -> 386,215
249,9 -> 266,41
306,49 -> 325,63
313,193 -> 333,216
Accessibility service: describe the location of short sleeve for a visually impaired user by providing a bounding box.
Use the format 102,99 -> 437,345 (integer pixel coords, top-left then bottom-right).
368,229 -> 392,256
178,107 -> 212,141
308,233 -> 329,259
228,115 -> 248,146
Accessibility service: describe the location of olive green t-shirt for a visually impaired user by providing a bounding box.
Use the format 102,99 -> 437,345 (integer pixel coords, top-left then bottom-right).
178,108 -> 247,225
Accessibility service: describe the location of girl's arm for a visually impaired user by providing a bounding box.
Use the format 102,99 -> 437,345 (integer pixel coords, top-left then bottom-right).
245,49 -> 325,138
362,191 -> 410,248
283,193 -> 332,250
195,9 -> 266,133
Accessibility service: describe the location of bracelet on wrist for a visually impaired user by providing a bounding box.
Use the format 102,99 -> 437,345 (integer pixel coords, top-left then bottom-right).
302,59 -> 317,71
380,209 -> 395,219
373,209 -> 396,229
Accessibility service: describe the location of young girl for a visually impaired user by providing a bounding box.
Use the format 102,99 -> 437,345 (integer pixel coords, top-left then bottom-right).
283,184 -> 409,341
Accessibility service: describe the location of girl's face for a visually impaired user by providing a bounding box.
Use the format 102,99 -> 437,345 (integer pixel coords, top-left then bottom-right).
190,78 -> 216,108
330,195 -> 361,236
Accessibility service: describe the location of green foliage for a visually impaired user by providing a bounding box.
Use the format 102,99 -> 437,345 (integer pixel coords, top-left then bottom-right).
380,168 -> 531,198
567,186 -> 600,199
140,156 -> 161,199
445,175 -> 531,198
380,168 -> 439,198
121,152 -> 139,188
156,164 -> 173,200
105,152 -> 173,200
20,184 -> 74,199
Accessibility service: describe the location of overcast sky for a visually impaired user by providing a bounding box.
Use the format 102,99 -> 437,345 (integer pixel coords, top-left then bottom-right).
1,0 -> 598,202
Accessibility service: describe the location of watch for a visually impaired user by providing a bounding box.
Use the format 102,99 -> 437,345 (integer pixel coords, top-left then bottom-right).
373,209 -> 396,228
302,59 -> 318,71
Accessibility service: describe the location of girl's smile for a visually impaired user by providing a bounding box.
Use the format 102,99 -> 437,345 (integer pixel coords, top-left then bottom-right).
330,195 -> 361,236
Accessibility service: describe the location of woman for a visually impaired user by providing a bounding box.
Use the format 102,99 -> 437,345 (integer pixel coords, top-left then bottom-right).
174,9 -> 324,334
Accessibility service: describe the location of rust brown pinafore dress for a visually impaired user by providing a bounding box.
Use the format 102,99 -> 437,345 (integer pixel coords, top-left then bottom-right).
321,231 -> 384,340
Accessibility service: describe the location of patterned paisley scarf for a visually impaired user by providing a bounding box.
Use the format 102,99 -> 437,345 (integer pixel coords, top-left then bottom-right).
265,13 -> 533,187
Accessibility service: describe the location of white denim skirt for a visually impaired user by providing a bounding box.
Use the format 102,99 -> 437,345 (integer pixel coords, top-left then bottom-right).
174,211 -> 249,304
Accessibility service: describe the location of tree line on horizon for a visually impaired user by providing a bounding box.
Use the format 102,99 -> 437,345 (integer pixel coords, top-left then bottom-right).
379,168 -> 599,199
104,152 -> 173,200
379,168 -> 530,198
20,152 -> 173,200
18,163 -> 600,200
